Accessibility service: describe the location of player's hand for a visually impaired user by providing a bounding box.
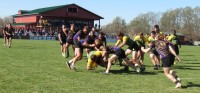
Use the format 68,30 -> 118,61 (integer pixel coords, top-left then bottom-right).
176,57 -> 182,62
90,44 -> 95,47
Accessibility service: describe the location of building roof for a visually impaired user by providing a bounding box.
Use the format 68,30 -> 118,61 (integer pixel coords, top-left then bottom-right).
25,5 -> 66,15
13,4 -> 103,19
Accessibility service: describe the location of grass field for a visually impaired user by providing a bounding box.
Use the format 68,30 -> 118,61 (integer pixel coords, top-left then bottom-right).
0,39 -> 200,93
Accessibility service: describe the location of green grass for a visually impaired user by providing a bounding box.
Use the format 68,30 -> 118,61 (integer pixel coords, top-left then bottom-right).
0,39 -> 200,93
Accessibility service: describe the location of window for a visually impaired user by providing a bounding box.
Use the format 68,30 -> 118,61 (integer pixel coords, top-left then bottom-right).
68,8 -> 78,13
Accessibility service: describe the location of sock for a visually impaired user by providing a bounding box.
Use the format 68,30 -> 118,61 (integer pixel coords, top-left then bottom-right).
175,80 -> 180,84
105,70 -> 109,73
69,59 -> 73,63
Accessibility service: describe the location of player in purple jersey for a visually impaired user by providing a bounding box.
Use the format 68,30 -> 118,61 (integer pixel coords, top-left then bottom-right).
141,34 -> 182,88
66,26 -> 89,71
104,46 -> 137,74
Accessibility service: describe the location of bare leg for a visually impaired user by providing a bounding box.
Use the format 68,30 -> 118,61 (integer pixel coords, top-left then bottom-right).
71,48 -> 82,68
132,51 -> 140,65
8,38 -> 12,48
3,36 -> 7,46
60,45 -> 63,54
150,53 -> 156,65
163,67 -> 177,83
123,58 -> 135,69
66,43 -> 70,57
105,55 -> 118,73
140,50 -> 144,65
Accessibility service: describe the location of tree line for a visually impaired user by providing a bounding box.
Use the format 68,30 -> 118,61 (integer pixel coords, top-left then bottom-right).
0,16 -> 13,34
101,6 -> 200,41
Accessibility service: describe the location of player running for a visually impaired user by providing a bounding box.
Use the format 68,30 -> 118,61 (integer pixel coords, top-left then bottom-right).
58,25 -> 67,57
66,26 -> 89,70
141,34 -> 182,88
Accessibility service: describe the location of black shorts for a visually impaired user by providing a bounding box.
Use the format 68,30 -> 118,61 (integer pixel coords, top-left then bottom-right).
67,39 -> 74,45
6,35 -> 12,39
133,45 -> 140,51
73,39 -> 83,52
169,53 -> 175,65
152,49 -> 159,56
115,49 -> 126,59
161,55 -> 173,67
60,42 -> 66,45
60,39 -> 66,45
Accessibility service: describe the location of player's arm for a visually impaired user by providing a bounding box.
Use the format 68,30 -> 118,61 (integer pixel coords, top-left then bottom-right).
141,46 -> 151,53
118,36 -> 127,48
118,40 -> 126,48
167,35 -> 173,41
82,37 -> 95,48
5,31 -> 10,35
3,29 -> 5,35
169,45 -> 181,62
115,40 -> 121,46
94,46 -> 99,51
102,51 -> 108,62
58,33 -> 62,43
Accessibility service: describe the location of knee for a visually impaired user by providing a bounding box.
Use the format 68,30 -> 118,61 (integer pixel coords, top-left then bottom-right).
169,70 -> 175,74
108,58 -> 113,63
164,72 -> 169,76
79,57 -> 82,60
76,55 -> 82,59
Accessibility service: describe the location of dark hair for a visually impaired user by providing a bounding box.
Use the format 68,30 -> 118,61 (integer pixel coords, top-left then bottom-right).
90,54 -> 97,61
98,32 -> 105,36
172,30 -> 176,33
151,31 -> 156,35
116,32 -> 124,36
154,25 -> 159,29
139,32 -> 143,36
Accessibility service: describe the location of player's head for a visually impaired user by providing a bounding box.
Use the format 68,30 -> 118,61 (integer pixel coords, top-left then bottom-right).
70,23 -> 75,30
90,54 -> 97,62
95,39 -> 101,45
139,32 -> 144,38
89,30 -> 95,36
151,31 -> 156,37
91,27 -> 95,31
83,26 -> 88,33
172,30 -> 176,34
116,32 -> 124,40
7,23 -> 12,28
98,32 -> 105,36
154,25 -> 160,32
62,25 -> 67,31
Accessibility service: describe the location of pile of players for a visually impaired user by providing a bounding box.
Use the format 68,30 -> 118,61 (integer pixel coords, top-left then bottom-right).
58,24 -> 182,88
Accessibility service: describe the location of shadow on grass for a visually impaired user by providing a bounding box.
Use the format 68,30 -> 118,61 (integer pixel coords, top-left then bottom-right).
174,66 -> 200,70
182,59 -> 198,61
108,70 -> 157,75
185,62 -> 200,65
182,82 -> 200,88
181,55 -> 195,57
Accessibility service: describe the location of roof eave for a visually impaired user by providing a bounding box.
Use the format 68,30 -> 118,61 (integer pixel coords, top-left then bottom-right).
13,13 -> 39,17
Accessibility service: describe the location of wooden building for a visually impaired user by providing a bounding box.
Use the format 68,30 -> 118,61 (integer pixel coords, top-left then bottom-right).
12,4 -> 103,30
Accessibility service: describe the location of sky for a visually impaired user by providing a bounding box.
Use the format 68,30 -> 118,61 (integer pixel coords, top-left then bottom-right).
0,0 -> 199,26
